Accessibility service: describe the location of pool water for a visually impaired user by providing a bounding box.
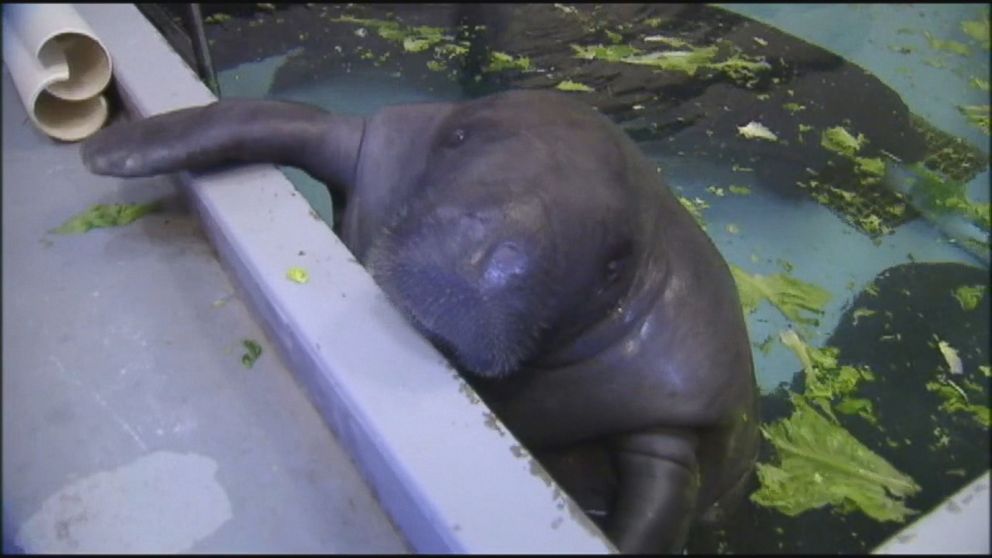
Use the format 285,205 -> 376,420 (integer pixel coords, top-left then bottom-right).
181,3 -> 988,553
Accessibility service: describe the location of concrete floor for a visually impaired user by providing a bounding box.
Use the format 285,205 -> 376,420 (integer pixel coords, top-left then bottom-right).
1,67 -> 408,553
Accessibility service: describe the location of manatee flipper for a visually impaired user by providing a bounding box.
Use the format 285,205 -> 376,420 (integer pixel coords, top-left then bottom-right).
608,428 -> 700,553
80,99 -> 365,194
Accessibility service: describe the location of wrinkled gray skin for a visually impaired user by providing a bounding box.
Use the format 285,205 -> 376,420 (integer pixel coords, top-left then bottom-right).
81,90 -> 759,553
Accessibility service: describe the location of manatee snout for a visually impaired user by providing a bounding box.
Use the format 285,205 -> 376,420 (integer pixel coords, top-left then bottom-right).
368,204 -> 549,378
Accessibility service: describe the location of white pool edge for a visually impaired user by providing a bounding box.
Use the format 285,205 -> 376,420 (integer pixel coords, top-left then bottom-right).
874,470 -> 990,555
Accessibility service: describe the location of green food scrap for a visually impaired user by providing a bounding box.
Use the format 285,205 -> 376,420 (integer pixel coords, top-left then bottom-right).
678,196 -> 709,229
757,335 -> 775,355
204,13 -> 232,25
555,80 -> 594,92
953,284 -> 986,310
53,201 -> 163,234
484,51 -> 531,72
241,339 -> 263,368
857,214 -> 891,236
958,104 -> 990,134
904,163 -> 991,230
643,35 -> 691,48
620,45 -> 721,76
779,329 -> 877,424
286,266 -> 310,284
435,43 -> 469,59
970,76 -> 991,92
256,3 -> 276,12
961,14 -> 991,50
937,340 -> 964,375
571,41 -> 769,83
751,395 -> 920,522
854,157 -> 886,185
851,308 -> 876,326
731,265 -> 832,326
403,37 -> 434,53
783,102 -> 806,115
706,53 -> 772,85
738,121 -> 778,142
605,29 -> 622,44
926,377 -> 990,427
706,185 -> 726,197
821,126 -> 865,158
980,365 -> 991,378
571,43 -> 639,62
332,16 -> 449,55
728,185 -> 752,195
923,31 -> 972,56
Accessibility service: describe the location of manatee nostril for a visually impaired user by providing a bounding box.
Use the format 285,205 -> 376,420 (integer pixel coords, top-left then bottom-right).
480,241 -> 528,289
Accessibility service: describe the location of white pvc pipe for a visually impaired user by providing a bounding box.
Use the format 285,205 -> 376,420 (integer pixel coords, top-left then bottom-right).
2,3 -> 112,142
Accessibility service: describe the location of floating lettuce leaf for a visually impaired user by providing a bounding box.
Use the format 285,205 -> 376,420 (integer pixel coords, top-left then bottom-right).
555,80 -> 595,92
621,46 -> 720,76
782,102 -> 806,114
854,156 -> 886,185
926,377 -> 990,428
484,51 -> 531,72
936,339 -> 964,375
53,201 -> 163,234
958,104 -> 990,134
779,329 -> 877,424
904,163 -> 991,229
204,13 -> 232,25
571,43 -> 640,62
821,126 -> 865,158
961,14 -> 991,50
751,395 -> 921,523
570,41 -> 769,82
331,16 -> 449,54
730,265 -> 832,326
241,339 -> 263,368
923,31 -> 972,56
953,284 -> 986,310
644,35 -> 691,48
738,121 -> 778,142
678,196 -> 709,229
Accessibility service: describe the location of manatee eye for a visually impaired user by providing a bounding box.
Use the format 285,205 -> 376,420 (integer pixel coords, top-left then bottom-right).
445,127 -> 468,148
602,240 -> 633,289
605,259 -> 623,285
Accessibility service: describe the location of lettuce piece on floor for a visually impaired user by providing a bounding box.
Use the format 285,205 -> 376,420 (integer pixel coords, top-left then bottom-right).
53,201 -> 163,234
241,339 -> 263,369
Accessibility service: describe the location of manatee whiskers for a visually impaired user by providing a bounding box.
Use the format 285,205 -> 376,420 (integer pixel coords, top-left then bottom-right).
367,223 -> 551,378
